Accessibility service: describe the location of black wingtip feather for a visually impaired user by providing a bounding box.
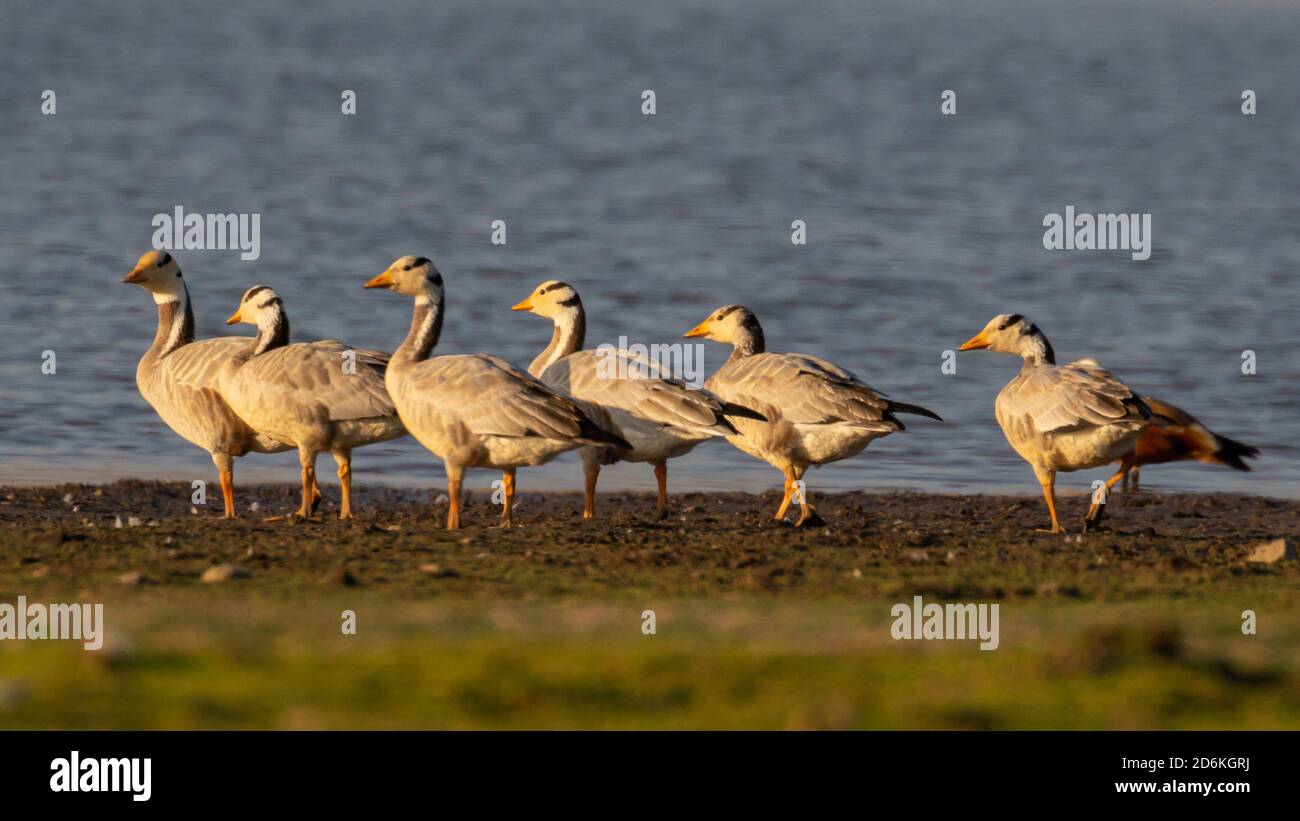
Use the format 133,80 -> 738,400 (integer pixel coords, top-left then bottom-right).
889,401 -> 942,422
714,417 -> 741,435
578,415 -> 632,450
719,401 -> 767,423
604,429 -> 634,450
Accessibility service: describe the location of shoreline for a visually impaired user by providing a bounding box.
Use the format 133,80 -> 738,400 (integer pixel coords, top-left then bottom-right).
4,450 -> 1292,500
1,477 -> 1289,502
2,480 -> 1296,601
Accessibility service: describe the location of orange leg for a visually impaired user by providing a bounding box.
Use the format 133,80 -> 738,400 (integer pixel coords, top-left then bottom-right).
791,465 -> 824,527
220,468 -> 236,518
1085,465 -> 1129,532
1107,461 -> 1129,493
446,468 -> 462,530
295,449 -> 317,518
1110,451 -> 1136,494
213,453 -> 237,519
1037,471 -> 1062,533
1085,486 -> 1107,532
498,469 -> 516,527
653,461 -> 668,518
335,450 -> 353,520
774,466 -> 796,521
583,464 -> 598,520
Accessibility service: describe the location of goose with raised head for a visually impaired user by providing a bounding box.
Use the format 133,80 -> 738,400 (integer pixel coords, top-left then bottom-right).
683,305 -> 942,527
1108,395 -> 1258,491
511,280 -> 765,519
120,250 -> 290,518
221,286 -> 406,519
958,314 -> 1152,532
363,256 -> 630,529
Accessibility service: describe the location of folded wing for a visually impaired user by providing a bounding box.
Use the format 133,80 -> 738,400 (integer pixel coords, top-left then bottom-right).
232,341 -> 397,422
710,351 -> 902,431
1008,360 -> 1150,434
403,353 -> 621,444
548,349 -> 747,436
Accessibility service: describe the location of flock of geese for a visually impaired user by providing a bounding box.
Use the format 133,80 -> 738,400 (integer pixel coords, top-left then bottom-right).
122,250 -> 1259,533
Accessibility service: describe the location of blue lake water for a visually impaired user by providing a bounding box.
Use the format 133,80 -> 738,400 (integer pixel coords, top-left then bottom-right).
1,0 -> 1296,498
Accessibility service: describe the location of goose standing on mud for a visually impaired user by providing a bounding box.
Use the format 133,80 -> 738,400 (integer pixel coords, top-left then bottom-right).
683,305 -> 941,527
511,280 -> 765,519
363,257 -> 629,529
222,286 -> 406,519
120,250 -> 290,518
1108,395 -> 1258,491
958,314 -> 1151,533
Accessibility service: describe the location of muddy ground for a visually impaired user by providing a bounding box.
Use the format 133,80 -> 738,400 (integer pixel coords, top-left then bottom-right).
2,482 -> 1298,728
1,481 -> 1296,599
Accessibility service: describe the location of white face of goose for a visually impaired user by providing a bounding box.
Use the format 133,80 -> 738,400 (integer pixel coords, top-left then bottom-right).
121,250 -> 185,302
683,305 -> 755,344
225,285 -> 281,327
510,280 -> 579,319
959,313 -> 1035,354
364,255 -> 444,303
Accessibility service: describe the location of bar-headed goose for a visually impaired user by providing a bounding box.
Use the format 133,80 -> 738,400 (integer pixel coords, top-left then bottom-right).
1108,395 -> 1258,491
511,280 -> 764,519
683,305 -> 941,527
364,256 -> 629,529
958,314 -> 1151,532
120,250 -> 290,517
221,286 -> 406,519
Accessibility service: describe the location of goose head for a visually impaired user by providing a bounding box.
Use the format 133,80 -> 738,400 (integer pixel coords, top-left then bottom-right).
121,250 -> 185,302
684,305 -> 761,344
226,285 -> 290,353
225,285 -> 284,327
364,255 -> 444,303
959,314 -> 1055,364
511,280 -> 581,319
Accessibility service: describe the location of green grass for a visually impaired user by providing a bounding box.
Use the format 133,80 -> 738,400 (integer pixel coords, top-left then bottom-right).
3,590 -> 1297,729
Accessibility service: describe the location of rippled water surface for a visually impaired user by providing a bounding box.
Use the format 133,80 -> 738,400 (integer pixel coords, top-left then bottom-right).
2,0 -> 1297,497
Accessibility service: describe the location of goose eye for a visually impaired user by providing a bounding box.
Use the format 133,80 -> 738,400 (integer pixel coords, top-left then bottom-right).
403,265 -> 412,271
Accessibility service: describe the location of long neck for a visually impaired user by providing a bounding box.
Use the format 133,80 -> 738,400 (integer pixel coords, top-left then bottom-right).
528,302 -> 585,376
395,290 -> 444,364
149,284 -> 195,358
725,320 -> 766,366
1019,329 -> 1056,366
252,305 -> 291,355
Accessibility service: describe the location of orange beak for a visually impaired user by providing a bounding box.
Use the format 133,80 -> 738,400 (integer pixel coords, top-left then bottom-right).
958,331 -> 990,351
121,267 -> 147,284
225,308 -> 243,325
364,270 -> 395,289
683,320 -> 710,339
511,297 -> 534,312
